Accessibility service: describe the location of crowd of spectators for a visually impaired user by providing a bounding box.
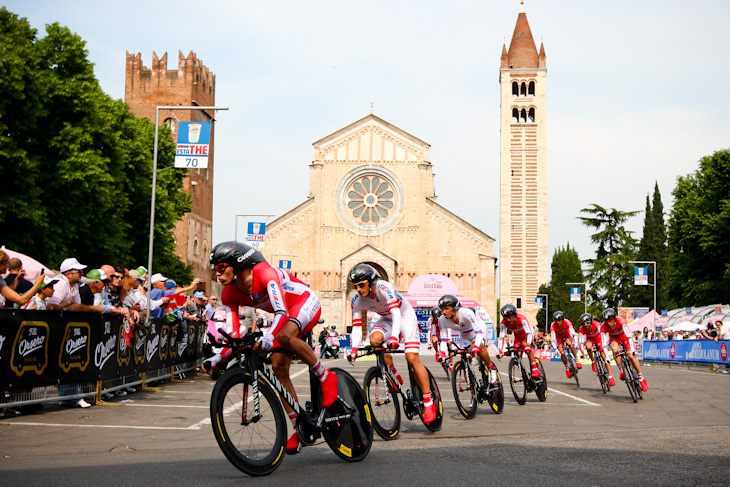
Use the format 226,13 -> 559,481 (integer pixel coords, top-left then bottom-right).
1,251 -> 212,410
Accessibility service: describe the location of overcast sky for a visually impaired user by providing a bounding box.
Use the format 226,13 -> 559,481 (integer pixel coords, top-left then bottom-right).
7,0 -> 730,268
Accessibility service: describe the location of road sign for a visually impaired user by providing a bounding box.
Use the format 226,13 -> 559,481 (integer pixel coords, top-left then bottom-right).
534,297 -> 544,309
175,122 -> 211,168
570,287 -> 581,302
246,222 -> 266,248
634,267 -> 648,285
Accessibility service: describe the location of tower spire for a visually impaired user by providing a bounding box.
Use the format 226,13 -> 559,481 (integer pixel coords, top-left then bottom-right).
506,3 -> 539,69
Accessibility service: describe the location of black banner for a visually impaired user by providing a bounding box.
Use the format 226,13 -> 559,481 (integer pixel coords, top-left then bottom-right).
0,309 -> 204,392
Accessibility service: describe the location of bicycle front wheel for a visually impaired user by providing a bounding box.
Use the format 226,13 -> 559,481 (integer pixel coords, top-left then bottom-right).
451,361 -> 477,419
624,365 -> 639,402
597,359 -> 609,393
322,368 -> 373,462
210,368 -> 286,477
508,357 -> 527,405
535,359 -> 548,402
363,366 -> 400,440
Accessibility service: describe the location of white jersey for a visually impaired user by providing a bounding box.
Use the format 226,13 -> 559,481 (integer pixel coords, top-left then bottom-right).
437,307 -> 486,349
350,280 -> 420,353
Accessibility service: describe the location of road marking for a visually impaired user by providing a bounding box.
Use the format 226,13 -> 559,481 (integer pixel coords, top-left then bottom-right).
0,422 -> 198,431
544,387 -> 601,406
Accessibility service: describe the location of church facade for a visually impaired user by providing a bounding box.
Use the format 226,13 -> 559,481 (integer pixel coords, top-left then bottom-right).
263,114 -> 497,330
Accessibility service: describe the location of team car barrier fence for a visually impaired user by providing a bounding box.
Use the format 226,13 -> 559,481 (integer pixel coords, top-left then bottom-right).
641,339 -> 730,365
0,309 -> 204,409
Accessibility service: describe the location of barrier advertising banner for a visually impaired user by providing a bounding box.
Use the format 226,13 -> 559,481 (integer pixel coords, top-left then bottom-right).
642,340 -> 730,364
0,310 -> 204,392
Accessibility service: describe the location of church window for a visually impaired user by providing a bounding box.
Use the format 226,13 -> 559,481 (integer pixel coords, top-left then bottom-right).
346,175 -> 394,225
193,237 -> 199,256
163,118 -> 176,134
512,108 -> 519,123
520,82 -> 527,96
528,107 -> 535,123
520,108 -> 527,123
528,81 -> 535,96
512,82 -> 519,97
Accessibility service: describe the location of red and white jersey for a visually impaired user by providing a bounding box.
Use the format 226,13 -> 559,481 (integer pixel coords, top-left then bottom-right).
498,313 -> 534,348
578,321 -> 602,340
550,320 -> 575,349
601,316 -> 630,339
222,262 -> 317,339
437,307 -> 485,348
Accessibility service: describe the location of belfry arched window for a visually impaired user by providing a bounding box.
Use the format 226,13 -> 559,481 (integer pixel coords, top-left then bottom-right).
512,108 -> 519,123
520,82 -> 527,96
520,108 -> 527,123
528,107 -> 535,123
528,81 -> 535,96
512,82 -> 519,97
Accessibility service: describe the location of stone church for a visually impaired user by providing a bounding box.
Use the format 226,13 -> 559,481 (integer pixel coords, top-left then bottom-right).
263,114 -> 497,330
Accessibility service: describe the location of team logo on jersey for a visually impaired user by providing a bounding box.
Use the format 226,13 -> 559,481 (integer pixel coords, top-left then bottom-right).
268,283 -> 284,310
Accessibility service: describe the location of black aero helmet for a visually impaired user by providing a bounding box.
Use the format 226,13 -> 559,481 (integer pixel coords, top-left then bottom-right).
500,303 -> 517,318
553,310 -> 565,321
602,308 -> 617,321
348,264 -> 381,286
210,241 -> 267,273
438,294 -> 461,310
431,307 -> 442,318
580,313 -> 593,325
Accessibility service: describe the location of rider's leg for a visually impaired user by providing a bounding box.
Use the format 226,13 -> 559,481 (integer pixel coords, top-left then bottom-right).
609,340 -> 624,379
558,344 -> 568,366
566,338 -> 581,368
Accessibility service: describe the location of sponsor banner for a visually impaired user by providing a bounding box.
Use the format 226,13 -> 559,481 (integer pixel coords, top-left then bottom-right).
414,307 -> 431,344
175,122 -> 211,168
570,287 -> 581,302
534,297 -> 544,309
0,310 -> 202,392
634,267 -> 649,285
246,222 -> 266,249
642,340 -> 730,364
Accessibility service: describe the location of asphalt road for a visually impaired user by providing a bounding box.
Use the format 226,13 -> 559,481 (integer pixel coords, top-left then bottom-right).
1,357 -> 729,486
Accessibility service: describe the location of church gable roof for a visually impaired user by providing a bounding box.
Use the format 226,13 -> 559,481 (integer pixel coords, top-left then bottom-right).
313,114 -> 430,163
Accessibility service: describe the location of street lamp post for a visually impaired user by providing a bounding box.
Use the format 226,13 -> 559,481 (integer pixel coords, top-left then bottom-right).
147,105 -> 228,325
536,293 -> 549,332
566,282 -> 588,314
629,260 -> 657,331
234,214 -> 275,242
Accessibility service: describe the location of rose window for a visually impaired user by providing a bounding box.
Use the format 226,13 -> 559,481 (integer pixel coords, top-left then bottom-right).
346,176 -> 394,224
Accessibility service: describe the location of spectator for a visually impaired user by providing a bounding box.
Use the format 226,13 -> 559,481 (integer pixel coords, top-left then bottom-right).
22,277 -> 59,310
77,269 -> 128,318
122,269 -> 146,314
46,258 -> 86,312
238,305 -> 257,335
205,295 -> 217,319
0,250 -> 44,308
101,265 -> 123,307
716,321 -> 730,341
148,273 -> 200,319
641,327 -> 653,340
4,257 -> 34,299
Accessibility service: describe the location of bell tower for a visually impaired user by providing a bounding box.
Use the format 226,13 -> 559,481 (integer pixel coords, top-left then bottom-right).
499,3 -> 548,325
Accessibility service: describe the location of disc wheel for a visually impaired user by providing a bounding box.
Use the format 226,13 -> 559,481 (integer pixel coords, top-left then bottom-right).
508,357 -> 527,405
451,361 -> 477,419
411,367 -> 443,432
484,363 -> 505,414
363,366 -> 400,440
535,360 -> 548,402
210,368 -> 286,477
322,368 -> 373,462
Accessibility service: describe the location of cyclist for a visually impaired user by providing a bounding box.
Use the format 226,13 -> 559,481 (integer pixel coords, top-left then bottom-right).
428,307 -> 448,361
578,312 -> 615,386
437,295 -> 499,383
346,264 -> 437,424
600,308 -> 648,392
209,241 -> 339,455
549,311 -> 582,379
498,304 -> 540,378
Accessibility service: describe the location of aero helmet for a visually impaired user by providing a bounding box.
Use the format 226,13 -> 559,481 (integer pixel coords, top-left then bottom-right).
348,264 -> 381,286
210,241 -> 267,273
553,311 -> 565,321
602,308 -> 617,321
500,303 -> 517,318
438,294 -> 461,311
580,313 -> 593,325
431,307 -> 442,318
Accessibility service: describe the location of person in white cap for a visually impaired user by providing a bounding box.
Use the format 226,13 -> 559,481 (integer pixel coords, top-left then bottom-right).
46,257 -> 87,311
22,276 -> 59,310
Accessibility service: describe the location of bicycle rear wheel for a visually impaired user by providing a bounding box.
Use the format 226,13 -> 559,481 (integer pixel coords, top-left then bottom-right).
322,368 -> 373,462
363,366 -> 400,440
210,368 -> 286,477
570,356 -> 580,387
483,361 -> 504,414
451,361 -> 477,419
411,367 -> 443,432
623,364 -> 639,403
508,357 -> 527,405
596,358 -> 609,393
535,360 -> 548,402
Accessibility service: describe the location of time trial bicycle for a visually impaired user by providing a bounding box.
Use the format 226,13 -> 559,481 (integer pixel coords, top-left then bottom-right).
209,330 -> 373,476
614,342 -> 643,403
356,345 -> 443,440
448,347 -> 504,418
587,345 -> 611,393
501,344 -> 547,405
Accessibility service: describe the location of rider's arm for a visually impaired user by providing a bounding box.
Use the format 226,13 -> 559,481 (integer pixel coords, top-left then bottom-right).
549,327 -> 558,350
382,283 -> 403,345
520,316 -> 534,345
349,298 -> 363,352
258,266 -> 291,340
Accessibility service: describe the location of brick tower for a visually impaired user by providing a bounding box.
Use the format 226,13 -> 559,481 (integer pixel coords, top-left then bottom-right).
499,3 -> 548,326
125,50 -> 216,288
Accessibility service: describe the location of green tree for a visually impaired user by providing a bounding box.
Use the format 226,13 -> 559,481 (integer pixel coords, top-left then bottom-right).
578,204 -> 639,310
667,149 -> 730,305
628,183 -> 668,311
536,244 -> 585,331
0,9 -> 192,282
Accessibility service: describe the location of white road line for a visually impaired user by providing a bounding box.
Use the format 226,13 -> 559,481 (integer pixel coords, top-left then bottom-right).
0,422 -> 197,431
543,387 -> 601,406
125,404 -> 208,409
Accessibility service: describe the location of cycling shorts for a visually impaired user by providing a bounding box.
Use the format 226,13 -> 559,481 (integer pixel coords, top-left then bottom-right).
272,292 -> 322,349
